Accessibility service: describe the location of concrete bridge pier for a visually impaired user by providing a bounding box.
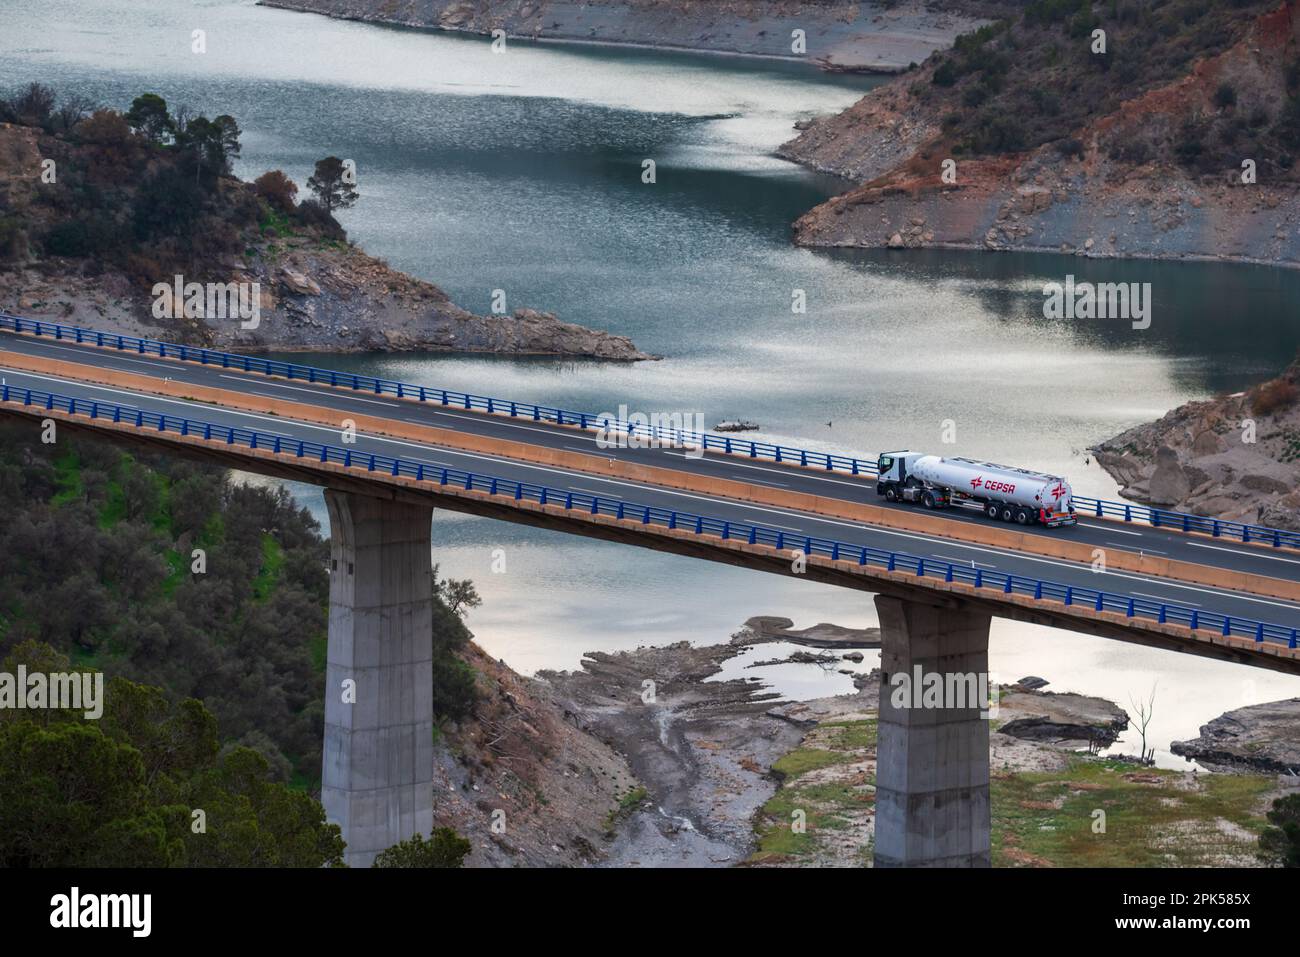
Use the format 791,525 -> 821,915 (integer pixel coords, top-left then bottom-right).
872,595 -> 992,868
322,490 -> 434,868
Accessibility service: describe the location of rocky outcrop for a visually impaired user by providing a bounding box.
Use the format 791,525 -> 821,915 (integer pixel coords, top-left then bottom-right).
995,687 -> 1129,747
433,641 -> 641,867
1171,698 -> 1300,774
260,0 -> 991,73
0,248 -> 654,359
1093,357 -> 1300,529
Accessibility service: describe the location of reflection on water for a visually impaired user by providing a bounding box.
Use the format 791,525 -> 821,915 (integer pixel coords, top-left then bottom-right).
11,0 -> 1300,756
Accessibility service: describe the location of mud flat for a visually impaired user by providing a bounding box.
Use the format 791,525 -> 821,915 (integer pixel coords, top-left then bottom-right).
537,619 -> 1136,866
538,635 -> 797,866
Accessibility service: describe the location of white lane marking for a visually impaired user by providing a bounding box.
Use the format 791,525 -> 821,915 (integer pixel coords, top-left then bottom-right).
19,340 -> 172,371
572,487 -> 618,497
7,339 -> 1289,573
1106,542 -> 1167,555
749,479 -> 789,488
1188,541 -> 1300,566
934,555 -> 997,569
659,449 -> 875,490
1133,591 -> 1201,607
220,375 -> 398,408
8,365 -> 1300,616
1081,523 -> 1142,536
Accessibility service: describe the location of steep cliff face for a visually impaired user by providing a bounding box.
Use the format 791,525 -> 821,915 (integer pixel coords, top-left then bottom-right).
1093,358 -> 1300,529
784,2 -> 1300,268
260,0 -> 992,72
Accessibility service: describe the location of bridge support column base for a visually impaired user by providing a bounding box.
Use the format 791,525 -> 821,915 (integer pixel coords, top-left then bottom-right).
322,490 -> 434,868
872,595 -> 991,868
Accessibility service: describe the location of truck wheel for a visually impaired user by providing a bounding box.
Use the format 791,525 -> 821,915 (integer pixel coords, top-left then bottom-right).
884,486 -> 898,502
985,502 -> 999,519
1015,508 -> 1031,525
922,491 -> 936,509
1000,505 -> 1016,522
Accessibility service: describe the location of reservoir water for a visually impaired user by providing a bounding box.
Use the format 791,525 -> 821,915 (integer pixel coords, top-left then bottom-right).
4,0 -> 1300,764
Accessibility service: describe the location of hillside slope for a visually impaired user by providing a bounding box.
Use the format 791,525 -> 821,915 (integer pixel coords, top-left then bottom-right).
784,1 -> 1300,268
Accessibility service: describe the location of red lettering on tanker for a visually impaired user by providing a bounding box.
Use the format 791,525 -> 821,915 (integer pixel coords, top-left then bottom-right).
976,477 -> 1016,494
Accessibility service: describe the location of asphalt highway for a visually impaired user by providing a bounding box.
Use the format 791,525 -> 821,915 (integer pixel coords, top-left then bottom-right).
2,329 -> 1298,638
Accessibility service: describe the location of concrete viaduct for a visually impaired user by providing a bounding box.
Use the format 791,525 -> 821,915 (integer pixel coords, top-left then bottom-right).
3,316 -> 1299,867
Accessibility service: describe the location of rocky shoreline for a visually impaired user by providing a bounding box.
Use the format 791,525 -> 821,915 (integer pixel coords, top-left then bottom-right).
1092,357 -> 1299,530
1172,699 -> 1300,775
259,0 -> 990,74
0,252 -> 654,360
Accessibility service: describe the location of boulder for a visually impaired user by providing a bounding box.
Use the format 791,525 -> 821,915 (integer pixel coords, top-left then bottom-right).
1147,445 -> 1191,505
1014,185 -> 1052,214
1258,494 -> 1300,531
1191,429 -> 1228,456
1240,473 -> 1293,495
279,268 -> 322,296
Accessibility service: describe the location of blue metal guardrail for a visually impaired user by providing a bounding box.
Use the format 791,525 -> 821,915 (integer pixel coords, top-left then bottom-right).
3,311 -> 1299,551
2,379 -> 1296,651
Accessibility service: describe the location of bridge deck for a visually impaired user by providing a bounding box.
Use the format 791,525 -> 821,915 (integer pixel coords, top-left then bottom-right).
2,326 -> 1298,669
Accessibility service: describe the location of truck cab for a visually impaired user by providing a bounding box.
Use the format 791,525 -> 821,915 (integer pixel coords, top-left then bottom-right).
876,451 -> 945,507
877,451 -> 918,485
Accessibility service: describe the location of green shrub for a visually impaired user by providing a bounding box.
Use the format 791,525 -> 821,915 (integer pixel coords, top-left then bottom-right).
373,828 -> 472,868
1214,82 -> 1238,109
1259,794 -> 1300,867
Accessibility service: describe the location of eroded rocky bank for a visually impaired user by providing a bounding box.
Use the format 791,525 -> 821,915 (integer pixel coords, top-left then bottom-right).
782,2 -> 1300,270
0,252 -> 654,360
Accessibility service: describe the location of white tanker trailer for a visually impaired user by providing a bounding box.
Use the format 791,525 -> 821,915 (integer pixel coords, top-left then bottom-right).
875,451 -> 1077,528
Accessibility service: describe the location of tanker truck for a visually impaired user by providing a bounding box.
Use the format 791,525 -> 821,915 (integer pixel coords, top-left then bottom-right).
874,451 -> 1077,528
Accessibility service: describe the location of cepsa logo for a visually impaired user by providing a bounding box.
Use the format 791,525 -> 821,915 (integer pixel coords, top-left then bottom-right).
972,476 -> 1016,494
